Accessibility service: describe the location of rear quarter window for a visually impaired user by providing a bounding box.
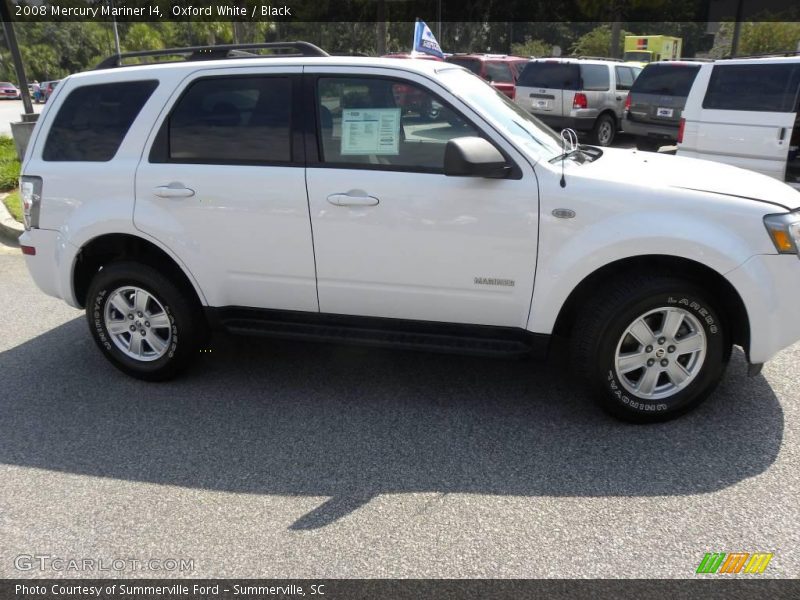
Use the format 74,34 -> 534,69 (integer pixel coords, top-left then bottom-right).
702,63 -> 800,112
516,62 -> 580,90
43,80 -> 158,162
631,64 -> 700,97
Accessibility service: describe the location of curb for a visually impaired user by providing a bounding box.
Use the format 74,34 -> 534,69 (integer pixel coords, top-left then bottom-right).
0,192 -> 24,244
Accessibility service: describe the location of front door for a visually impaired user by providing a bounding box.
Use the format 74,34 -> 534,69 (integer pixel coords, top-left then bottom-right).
304,70 -> 539,328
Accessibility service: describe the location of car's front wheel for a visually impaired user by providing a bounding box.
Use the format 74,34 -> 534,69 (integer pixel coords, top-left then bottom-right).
85,261 -> 203,381
572,275 -> 729,422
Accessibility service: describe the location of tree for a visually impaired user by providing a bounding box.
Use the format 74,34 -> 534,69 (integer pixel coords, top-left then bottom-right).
570,24 -> 632,57
511,39 -> 553,58
709,21 -> 800,58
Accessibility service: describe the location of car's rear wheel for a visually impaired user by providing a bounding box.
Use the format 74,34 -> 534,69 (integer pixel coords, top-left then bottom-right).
571,275 -> 729,422
635,137 -> 663,152
86,261 -> 203,381
592,114 -> 616,146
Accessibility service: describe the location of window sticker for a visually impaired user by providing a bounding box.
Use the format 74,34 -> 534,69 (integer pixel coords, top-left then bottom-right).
341,108 -> 401,155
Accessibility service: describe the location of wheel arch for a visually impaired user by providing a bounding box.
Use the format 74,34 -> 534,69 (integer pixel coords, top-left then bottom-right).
551,254 -> 750,355
72,233 -> 206,310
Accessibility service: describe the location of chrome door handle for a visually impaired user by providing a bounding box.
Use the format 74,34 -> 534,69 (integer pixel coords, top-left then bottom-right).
153,183 -> 195,198
326,193 -> 379,207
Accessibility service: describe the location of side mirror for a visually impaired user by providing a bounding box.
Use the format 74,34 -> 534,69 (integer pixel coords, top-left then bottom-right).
444,137 -> 510,178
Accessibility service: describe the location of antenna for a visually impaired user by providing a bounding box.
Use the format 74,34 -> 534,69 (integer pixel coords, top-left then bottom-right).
559,128 -> 578,188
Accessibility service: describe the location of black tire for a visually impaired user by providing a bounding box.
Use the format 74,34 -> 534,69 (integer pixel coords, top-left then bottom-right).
85,261 -> 204,381
571,275 -> 730,423
591,113 -> 616,146
635,137 -> 662,152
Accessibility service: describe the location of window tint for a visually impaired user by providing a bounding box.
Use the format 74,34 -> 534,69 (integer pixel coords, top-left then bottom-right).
615,66 -> 635,90
446,57 -> 481,75
43,80 -> 157,161
703,64 -> 800,112
517,62 -> 580,90
580,65 -> 610,91
631,64 -> 700,97
316,77 -> 479,171
169,76 -> 291,163
485,62 -> 514,83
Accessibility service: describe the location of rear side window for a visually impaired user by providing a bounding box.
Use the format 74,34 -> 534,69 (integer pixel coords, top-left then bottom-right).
517,62 -> 580,90
168,76 -> 291,164
703,63 -> 800,112
446,58 -> 481,75
580,65 -> 610,91
43,80 -> 157,161
485,62 -> 514,83
631,64 -> 700,97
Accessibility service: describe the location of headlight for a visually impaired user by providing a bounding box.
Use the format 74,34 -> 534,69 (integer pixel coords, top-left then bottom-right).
763,211 -> 800,257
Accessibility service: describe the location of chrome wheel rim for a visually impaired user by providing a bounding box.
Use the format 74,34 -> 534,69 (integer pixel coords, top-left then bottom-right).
614,307 -> 706,400
598,120 -> 613,145
104,286 -> 172,362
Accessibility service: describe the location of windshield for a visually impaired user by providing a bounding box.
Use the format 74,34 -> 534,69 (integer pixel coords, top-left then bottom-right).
440,69 -> 563,163
623,52 -> 652,62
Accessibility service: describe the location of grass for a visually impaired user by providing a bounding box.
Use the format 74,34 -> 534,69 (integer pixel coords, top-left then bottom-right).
3,190 -> 22,222
0,135 -> 20,192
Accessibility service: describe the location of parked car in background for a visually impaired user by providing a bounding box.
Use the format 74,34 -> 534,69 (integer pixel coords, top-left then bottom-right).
678,56 -> 800,189
444,54 -> 529,99
624,61 -> 704,151
515,58 -> 640,146
0,82 -> 20,99
382,54 -> 444,119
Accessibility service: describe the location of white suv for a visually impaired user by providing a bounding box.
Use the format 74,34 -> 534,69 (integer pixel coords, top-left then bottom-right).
18,43 -> 800,422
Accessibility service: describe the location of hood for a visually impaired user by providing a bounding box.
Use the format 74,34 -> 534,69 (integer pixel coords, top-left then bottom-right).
584,147 -> 800,211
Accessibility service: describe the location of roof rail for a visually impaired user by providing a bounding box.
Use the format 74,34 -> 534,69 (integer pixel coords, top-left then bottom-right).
574,55 -> 624,62
721,50 -> 800,60
95,42 -> 328,69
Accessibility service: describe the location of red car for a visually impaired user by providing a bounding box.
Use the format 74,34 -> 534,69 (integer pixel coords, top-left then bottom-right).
444,54 -> 529,99
0,82 -> 20,100
382,53 -> 445,120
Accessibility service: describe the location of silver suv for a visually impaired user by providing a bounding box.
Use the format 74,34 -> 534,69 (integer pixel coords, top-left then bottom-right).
514,58 -> 641,146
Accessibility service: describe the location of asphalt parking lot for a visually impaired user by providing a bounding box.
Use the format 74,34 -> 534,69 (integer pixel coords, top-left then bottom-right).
0,244 -> 798,579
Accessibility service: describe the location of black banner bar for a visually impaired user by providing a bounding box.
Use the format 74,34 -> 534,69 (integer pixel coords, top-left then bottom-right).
5,0 -> 800,23
3,579 -> 800,600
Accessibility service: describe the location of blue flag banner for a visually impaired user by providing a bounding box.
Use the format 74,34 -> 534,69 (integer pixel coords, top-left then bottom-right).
413,20 -> 444,59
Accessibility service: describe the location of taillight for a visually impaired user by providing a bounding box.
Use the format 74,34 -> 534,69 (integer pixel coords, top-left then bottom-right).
509,87 -> 516,100
677,118 -> 686,144
624,94 -> 631,111
573,93 -> 588,109
20,175 -> 42,231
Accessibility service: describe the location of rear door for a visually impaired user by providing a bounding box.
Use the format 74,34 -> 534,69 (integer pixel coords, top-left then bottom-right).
515,61 -> 580,118
627,63 -> 700,128
691,62 -> 800,180
134,67 -> 318,312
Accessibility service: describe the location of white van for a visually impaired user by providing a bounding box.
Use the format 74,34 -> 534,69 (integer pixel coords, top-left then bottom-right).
678,56 -> 800,189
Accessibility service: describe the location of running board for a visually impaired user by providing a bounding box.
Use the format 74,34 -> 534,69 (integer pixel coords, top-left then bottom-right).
206,307 -> 549,358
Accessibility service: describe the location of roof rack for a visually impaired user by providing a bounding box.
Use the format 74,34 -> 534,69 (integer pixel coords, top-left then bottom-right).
95,42 -> 328,69
721,50 -> 800,60
574,55 -> 624,62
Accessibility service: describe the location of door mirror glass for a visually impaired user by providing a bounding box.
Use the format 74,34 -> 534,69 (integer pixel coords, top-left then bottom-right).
444,137 -> 509,178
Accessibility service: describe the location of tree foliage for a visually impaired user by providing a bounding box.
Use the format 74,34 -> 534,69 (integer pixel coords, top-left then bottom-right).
570,24 -> 632,57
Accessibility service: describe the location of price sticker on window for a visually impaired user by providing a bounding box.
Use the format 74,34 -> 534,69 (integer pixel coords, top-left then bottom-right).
341,108 -> 401,155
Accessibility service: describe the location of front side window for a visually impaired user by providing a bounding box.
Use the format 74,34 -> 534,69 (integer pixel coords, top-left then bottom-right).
168,76 -> 291,164
43,80 -> 157,161
703,64 -> 800,112
615,66 -> 634,91
580,65 -> 610,91
316,77 -> 479,171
